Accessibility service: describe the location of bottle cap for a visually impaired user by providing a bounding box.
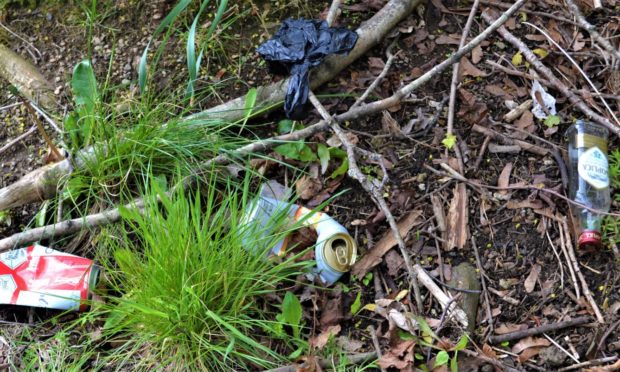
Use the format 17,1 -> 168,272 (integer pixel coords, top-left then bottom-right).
578,230 -> 602,248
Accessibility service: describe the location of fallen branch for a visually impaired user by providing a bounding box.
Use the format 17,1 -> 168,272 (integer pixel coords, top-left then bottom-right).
446,0 -> 479,139
471,124 -> 548,156
0,44 -> 56,111
481,10 -> 620,137
488,316 -> 591,344
0,0 -> 527,250
187,0 -> 422,123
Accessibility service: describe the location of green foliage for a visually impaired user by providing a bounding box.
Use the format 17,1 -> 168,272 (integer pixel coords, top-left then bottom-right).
442,133 -> 457,150
434,351 -> 449,368
11,329 -> 93,371
93,177 -> 309,369
543,114 -> 560,128
276,292 -> 303,339
350,291 -> 362,314
603,149 -> 620,248
65,60 -> 100,149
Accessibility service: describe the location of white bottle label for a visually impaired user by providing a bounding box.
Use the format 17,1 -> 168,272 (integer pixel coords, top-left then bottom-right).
578,146 -> 609,189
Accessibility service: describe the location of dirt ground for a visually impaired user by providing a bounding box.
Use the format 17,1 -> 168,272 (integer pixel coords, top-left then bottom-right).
0,0 -> 619,370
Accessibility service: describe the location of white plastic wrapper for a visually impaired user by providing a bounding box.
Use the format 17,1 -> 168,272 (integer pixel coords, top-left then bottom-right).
531,80 -> 557,119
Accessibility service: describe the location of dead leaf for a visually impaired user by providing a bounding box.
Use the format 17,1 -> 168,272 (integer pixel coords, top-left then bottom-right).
481,343 -> 497,359
435,34 -> 460,45
296,176 -> 322,200
460,57 -> 487,77
309,325 -> 341,350
320,296 -> 343,328
512,336 -> 551,354
524,264 -> 541,293
507,199 -> 544,210
382,111 -> 402,135
335,336 -> 363,353
377,340 -> 415,370
495,323 -> 528,335
471,45 -> 483,64
485,84 -> 511,99
497,162 -> 513,196
385,249 -> 404,277
351,210 -> 423,277
446,184 -> 469,250
518,346 -> 547,363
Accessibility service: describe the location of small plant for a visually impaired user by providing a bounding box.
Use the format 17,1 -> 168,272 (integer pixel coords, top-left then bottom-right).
92,175 -> 310,369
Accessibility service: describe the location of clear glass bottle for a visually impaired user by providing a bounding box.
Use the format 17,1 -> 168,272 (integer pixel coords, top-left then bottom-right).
566,120 -> 610,248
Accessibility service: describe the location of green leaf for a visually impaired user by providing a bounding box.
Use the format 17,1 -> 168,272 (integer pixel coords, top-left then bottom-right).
239,87 -> 257,128
434,351 -> 450,367
362,272 -> 373,286
350,291 -> 362,314
317,144 -> 330,174
277,119 -> 304,134
544,114 -> 561,128
288,347 -> 304,360
454,335 -> 469,351
282,291 -> 302,328
330,158 -> 349,179
442,133 -> 457,150
274,142 -> 317,162
511,51 -> 523,66
72,60 -> 99,116
532,48 -> 548,59
185,0 -> 210,100
0,211 -> 11,227
451,353 -> 459,372
415,316 -> 438,341
399,330 -> 416,341
139,0 -> 192,93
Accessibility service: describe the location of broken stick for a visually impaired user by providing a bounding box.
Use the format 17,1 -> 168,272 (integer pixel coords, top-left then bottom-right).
488,316 -> 591,344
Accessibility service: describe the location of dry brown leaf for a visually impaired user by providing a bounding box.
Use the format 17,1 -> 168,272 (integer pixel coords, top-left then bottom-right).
309,325 -> 341,350
377,340 -> 415,370
351,210 -> 423,277
385,249 -> 404,277
515,111 -> 534,130
295,355 -> 322,372
524,264 -> 542,293
446,184 -> 469,250
482,343 -> 497,359
460,57 -> 487,77
485,84 -> 510,98
507,199 -> 544,210
296,176 -> 322,200
382,110 -> 402,135
471,45 -> 483,64
435,34 -> 460,45
512,336 -> 551,354
495,323 -> 528,335
497,162 -> 513,196
320,297 -> 343,328
518,346 -> 547,363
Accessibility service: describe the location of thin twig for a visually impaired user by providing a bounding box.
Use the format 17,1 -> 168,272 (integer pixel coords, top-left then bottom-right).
560,219 -> 605,324
543,333 -> 580,364
351,40 -> 399,110
471,236 -> 494,335
545,226 -> 565,290
368,325 -> 387,372
446,0 -> 480,139
488,316 -> 591,343
0,21 -> 42,61
17,94 -> 63,160
0,126 -> 36,156
558,356 -> 619,372
558,220 -> 581,299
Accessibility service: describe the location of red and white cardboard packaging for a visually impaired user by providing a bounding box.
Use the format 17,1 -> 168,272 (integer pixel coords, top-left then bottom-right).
0,245 -> 99,311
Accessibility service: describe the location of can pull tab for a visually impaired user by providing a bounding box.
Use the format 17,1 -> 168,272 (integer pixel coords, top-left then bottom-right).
335,245 -> 349,266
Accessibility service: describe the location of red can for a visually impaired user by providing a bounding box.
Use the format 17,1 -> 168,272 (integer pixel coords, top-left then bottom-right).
0,245 -> 99,311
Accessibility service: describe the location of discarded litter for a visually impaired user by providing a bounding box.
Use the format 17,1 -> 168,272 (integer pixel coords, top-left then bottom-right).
0,245 -> 99,311
241,184 -> 357,285
530,80 -> 557,119
566,120 -> 610,248
257,18 -> 358,119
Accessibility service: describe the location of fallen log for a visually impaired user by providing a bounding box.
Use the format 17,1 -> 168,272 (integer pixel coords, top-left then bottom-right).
186,0 -> 422,123
0,0 -> 421,212
0,43 -> 56,110
0,0 -> 527,249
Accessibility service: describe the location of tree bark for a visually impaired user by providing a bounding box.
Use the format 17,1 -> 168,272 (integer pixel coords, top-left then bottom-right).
0,43 -> 56,110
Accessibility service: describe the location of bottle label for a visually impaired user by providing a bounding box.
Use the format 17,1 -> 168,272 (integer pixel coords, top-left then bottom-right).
578,146 -> 609,189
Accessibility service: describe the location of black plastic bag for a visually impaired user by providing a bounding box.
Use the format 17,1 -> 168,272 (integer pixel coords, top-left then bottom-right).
257,18 -> 358,119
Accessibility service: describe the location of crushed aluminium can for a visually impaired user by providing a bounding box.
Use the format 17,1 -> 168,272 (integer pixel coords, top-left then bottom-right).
241,196 -> 357,285
0,245 -> 100,311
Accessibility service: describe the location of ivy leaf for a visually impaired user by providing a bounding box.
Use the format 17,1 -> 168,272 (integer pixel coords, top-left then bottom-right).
434,351 -> 450,367
544,114 -> 561,128
511,51 -> 523,66
442,133 -> 457,150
